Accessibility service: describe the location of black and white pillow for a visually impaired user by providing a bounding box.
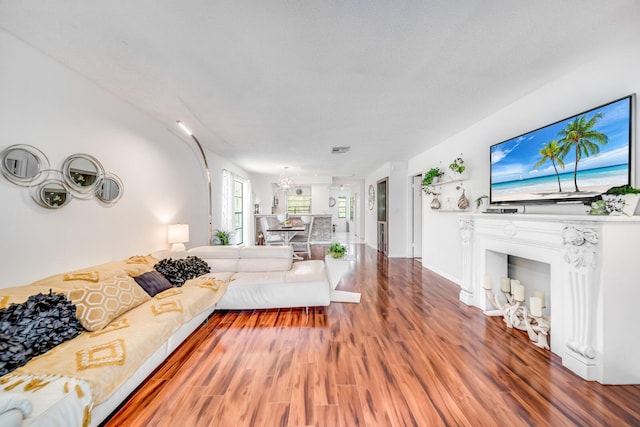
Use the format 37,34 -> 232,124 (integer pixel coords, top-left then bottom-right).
153,256 -> 211,287
0,290 -> 83,376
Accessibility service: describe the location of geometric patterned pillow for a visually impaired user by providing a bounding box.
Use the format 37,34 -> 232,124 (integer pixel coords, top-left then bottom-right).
66,273 -> 150,331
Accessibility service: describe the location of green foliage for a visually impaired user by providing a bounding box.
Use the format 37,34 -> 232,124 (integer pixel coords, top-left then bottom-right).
475,195 -> 488,208
588,199 -> 607,215
534,140 -> 565,192
327,242 -> 347,258
422,167 -> 444,195
213,229 -> 232,246
557,113 -> 608,192
449,155 -> 465,174
604,185 -> 640,195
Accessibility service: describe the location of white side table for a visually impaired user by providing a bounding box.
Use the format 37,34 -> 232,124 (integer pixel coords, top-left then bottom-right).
324,255 -> 361,303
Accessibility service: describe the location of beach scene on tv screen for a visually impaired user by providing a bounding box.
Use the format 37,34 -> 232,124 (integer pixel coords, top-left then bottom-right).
491,97 -> 631,203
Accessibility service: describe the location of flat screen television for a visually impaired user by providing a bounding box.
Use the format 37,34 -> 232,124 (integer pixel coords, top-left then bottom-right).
490,94 -> 634,205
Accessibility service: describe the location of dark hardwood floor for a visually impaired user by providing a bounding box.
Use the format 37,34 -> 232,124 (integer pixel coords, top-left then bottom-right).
105,244 -> 640,426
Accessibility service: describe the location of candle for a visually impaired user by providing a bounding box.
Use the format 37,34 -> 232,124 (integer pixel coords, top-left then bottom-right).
500,277 -> 511,293
530,296 -> 543,317
534,290 -> 546,308
483,274 -> 492,290
512,281 -> 525,302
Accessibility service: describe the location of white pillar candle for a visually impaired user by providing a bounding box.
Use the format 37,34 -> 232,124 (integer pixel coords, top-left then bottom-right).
483,274 -> 492,290
512,282 -> 525,302
500,277 -> 511,293
530,296 -> 543,317
534,290 -> 546,308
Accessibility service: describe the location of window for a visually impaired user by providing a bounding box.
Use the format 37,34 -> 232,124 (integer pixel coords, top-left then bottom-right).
287,195 -> 312,214
338,196 -> 347,218
222,169 -> 249,245
233,179 -> 243,244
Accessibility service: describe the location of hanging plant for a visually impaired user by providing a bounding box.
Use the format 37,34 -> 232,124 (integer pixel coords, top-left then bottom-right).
422,167 -> 444,195
449,154 -> 465,175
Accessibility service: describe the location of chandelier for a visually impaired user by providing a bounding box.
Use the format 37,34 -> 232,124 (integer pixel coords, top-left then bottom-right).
277,167 -> 295,192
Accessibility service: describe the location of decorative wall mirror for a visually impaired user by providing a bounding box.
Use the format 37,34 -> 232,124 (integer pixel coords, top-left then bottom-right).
96,173 -> 124,205
32,176 -> 72,209
2,146 -> 123,208
0,144 -> 50,186
61,153 -> 104,197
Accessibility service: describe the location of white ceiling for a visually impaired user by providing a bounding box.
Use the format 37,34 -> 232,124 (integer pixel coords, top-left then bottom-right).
1,1 -> 639,178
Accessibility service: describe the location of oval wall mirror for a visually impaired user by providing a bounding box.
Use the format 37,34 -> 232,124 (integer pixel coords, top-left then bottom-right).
0,144 -> 50,186
96,173 -> 124,205
33,178 -> 72,209
62,153 -> 104,196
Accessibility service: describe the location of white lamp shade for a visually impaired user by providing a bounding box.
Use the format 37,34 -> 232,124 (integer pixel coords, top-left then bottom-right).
168,224 -> 189,244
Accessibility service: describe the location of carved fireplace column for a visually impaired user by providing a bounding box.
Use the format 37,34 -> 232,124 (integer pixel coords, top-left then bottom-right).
459,217 -> 474,305
562,225 -> 599,366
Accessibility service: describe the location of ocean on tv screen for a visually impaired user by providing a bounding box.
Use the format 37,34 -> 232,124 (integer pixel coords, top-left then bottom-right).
490,95 -> 632,203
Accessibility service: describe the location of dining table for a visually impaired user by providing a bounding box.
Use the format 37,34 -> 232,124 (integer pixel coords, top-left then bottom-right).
267,225 -> 306,244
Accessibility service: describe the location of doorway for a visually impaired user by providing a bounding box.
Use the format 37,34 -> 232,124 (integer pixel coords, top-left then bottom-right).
412,174 -> 422,259
377,177 -> 388,256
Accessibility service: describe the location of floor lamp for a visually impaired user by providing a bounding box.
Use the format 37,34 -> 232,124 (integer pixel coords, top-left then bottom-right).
177,121 -> 213,245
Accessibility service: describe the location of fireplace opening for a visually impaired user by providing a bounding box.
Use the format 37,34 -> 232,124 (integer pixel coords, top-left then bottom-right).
508,255 -> 551,317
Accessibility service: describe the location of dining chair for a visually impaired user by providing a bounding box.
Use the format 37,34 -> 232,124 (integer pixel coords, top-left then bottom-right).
290,216 -> 313,259
260,217 -> 284,246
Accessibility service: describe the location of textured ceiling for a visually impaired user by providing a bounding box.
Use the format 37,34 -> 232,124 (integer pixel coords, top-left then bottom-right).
1,1 -> 639,178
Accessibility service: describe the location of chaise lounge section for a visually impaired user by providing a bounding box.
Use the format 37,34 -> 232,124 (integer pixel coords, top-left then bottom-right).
186,245 -> 331,310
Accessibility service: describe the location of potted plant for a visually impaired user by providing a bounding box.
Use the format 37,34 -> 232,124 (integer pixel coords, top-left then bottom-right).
602,185 -> 640,216
449,154 -> 465,176
327,242 -> 347,259
475,194 -> 489,212
213,229 -> 233,245
422,167 -> 444,195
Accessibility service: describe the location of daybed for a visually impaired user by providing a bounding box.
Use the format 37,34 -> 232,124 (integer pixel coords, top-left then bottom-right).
0,245 -> 331,427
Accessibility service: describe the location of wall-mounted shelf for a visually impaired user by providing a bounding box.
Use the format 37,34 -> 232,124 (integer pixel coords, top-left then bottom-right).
432,176 -> 467,187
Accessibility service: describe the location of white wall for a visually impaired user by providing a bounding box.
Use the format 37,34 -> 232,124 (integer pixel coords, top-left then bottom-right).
408,34 -> 640,286
364,161 -> 409,257
0,30 -> 226,287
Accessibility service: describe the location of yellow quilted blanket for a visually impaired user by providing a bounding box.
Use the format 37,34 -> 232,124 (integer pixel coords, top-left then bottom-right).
3,275 -> 229,405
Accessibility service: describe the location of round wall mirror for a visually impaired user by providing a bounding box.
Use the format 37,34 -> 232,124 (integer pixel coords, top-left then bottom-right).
96,173 -> 124,205
33,178 -> 72,209
0,144 -> 50,186
62,153 -> 104,196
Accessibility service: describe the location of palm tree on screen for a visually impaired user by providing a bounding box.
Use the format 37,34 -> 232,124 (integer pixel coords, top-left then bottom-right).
557,113 -> 608,192
534,140 -> 565,192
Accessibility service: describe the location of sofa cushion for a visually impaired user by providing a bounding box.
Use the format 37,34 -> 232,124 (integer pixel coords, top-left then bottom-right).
133,271 -> 174,297
66,273 -> 151,331
236,258 -> 292,272
206,259 -> 239,273
285,260 -> 328,283
230,271 -> 287,286
186,247 -> 241,272
239,246 -> 292,259
189,246 -> 240,259
0,291 -> 83,376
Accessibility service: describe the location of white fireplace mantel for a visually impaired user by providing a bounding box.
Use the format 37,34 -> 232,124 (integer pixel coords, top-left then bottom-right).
459,213 -> 640,384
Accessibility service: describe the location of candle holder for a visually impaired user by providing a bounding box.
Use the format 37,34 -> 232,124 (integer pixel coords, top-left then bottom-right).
524,311 -> 550,350
484,288 -> 550,349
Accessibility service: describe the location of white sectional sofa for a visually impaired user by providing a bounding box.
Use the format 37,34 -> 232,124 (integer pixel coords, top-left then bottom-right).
187,245 -> 331,310
0,245 -> 331,427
